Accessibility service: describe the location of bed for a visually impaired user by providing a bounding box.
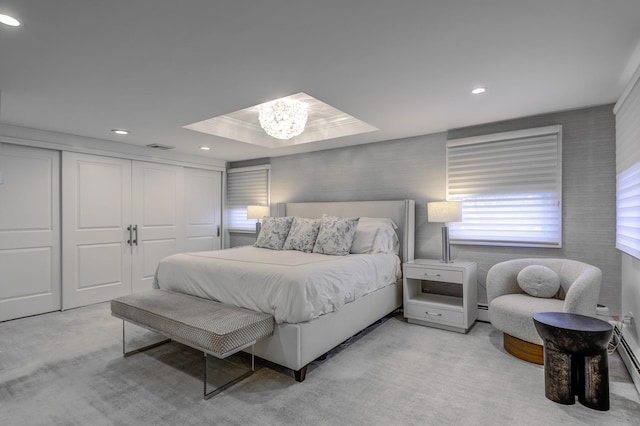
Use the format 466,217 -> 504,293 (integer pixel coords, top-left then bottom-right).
153,200 -> 415,381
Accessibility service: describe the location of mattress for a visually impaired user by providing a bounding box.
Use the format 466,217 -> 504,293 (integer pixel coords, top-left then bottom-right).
153,246 -> 402,324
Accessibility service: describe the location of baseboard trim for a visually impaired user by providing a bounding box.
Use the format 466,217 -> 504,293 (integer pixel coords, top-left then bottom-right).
615,326 -> 640,395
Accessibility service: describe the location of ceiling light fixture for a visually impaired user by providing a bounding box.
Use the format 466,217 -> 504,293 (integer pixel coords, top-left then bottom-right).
258,98 -> 309,140
200,146 -> 211,151
111,129 -> 129,135
471,87 -> 487,95
0,14 -> 20,26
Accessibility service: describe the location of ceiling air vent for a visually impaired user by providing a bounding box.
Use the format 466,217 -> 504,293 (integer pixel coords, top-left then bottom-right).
146,143 -> 175,150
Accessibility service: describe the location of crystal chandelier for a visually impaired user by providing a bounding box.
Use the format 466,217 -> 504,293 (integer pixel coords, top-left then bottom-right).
258,98 -> 309,139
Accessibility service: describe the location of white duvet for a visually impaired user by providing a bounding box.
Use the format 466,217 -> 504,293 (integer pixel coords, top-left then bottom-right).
153,246 -> 401,324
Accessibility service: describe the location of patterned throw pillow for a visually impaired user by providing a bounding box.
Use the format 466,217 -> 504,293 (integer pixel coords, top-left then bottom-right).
312,215 -> 359,256
283,217 -> 322,252
254,216 -> 294,250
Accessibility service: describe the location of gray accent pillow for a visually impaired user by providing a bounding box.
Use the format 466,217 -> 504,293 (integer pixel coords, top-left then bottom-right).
350,217 -> 399,254
517,265 -> 560,298
312,215 -> 359,256
283,217 -> 322,252
254,216 -> 294,250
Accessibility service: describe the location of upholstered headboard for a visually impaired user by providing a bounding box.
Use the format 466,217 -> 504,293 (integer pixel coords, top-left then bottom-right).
276,200 -> 415,263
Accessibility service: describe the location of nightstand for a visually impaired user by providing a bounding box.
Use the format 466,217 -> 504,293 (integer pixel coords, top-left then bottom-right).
403,259 -> 477,333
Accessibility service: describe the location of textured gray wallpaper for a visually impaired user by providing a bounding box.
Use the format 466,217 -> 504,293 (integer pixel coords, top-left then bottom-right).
269,104 -> 620,314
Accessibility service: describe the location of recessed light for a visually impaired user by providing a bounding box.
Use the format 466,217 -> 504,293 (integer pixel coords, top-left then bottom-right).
0,14 -> 20,27
111,129 -> 129,135
200,146 -> 211,151
471,87 -> 487,95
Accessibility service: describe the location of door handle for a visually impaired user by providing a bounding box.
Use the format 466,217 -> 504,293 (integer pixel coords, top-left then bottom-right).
132,225 -> 138,246
217,225 -> 220,237
127,225 -> 132,246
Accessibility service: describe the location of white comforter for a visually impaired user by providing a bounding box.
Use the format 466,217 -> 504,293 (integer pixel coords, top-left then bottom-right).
153,246 -> 401,324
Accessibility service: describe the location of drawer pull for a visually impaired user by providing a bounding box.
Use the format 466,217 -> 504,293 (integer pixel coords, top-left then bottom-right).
424,273 -> 441,277
425,311 -> 442,316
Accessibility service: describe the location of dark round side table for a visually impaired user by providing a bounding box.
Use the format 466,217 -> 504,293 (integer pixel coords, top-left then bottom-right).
533,312 -> 613,411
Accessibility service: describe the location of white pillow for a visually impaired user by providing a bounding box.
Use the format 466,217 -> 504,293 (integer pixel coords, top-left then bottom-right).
517,265 -> 561,298
254,216 -> 294,250
312,215 -> 359,256
350,217 -> 399,254
283,217 -> 321,252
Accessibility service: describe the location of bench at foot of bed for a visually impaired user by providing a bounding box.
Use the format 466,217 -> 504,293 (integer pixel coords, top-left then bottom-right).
110,289 -> 274,399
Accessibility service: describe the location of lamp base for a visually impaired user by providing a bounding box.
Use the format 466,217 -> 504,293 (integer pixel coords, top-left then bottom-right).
255,221 -> 262,236
441,226 -> 454,263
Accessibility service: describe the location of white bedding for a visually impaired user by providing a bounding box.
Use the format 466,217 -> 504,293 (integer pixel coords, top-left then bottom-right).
153,246 -> 401,324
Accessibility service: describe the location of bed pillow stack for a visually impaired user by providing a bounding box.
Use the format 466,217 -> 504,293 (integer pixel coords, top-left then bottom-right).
255,214 -> 400,256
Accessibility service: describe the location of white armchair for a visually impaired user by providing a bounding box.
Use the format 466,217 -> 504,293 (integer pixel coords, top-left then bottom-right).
487,258 -> 601,363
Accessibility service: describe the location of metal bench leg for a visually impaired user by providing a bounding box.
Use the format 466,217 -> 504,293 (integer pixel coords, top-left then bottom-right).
203,345 -> 255,400
122,320 -> 171,357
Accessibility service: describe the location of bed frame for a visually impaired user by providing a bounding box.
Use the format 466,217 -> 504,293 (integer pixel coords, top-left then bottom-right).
248,199 -> 415,381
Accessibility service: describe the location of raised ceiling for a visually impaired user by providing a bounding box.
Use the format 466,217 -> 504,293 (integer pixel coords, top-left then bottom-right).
1,0 -> 640,161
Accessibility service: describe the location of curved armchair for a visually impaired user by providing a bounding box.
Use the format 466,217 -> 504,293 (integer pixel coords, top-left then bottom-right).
487,258 -> 601,364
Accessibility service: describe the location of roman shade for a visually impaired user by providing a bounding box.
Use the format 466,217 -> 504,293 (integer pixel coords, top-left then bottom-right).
615,76 -> 640,259
447,125 -> 562,248
227,166 -> 270,231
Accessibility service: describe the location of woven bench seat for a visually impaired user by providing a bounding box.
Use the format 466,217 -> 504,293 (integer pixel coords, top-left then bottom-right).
110,289 -> 274,398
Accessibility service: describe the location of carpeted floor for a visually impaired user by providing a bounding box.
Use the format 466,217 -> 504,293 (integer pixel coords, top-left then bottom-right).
1,302 -> 638,425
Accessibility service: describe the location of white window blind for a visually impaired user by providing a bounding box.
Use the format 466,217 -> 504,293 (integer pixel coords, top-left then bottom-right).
227,166 -> 269,231
615,74 -> 640,259
447,126 -> 562,248
616,162 -> 640,259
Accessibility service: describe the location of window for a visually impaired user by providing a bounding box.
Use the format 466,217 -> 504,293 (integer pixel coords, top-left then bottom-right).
616,162 -> 640,259
615,78 -> 640,259
227,166 -> 270,231
446,125 -> 562,248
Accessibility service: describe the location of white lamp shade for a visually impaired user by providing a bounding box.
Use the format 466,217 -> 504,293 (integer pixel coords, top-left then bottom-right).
247,205 -> 270,220
428,201 -> 462,223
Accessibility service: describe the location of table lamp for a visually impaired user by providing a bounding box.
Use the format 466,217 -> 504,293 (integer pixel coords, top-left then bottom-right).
427,201 -> 462,263
246,205 -> 270,235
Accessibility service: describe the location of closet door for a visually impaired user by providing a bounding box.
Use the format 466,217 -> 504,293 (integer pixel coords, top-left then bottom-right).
184,168 -> 222,252
131,161 -> 184,293
0,144 -> 60,321
62,152 -> 132,309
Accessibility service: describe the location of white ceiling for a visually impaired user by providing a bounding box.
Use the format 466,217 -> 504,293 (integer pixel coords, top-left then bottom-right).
1,0 -> 640,162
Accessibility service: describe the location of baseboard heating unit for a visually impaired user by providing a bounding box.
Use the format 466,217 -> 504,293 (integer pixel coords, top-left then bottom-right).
477,303 -> 489,322
614,326 -> 640,394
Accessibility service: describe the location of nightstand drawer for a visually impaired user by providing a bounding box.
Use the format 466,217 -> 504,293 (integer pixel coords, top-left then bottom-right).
405,303 -> 464,326
404,266 -> 463,283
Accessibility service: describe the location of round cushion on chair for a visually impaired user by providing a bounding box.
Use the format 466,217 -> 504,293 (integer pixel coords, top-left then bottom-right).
517,265 -> 560,298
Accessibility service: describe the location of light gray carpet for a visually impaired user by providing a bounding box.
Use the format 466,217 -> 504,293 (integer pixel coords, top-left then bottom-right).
1,303 -> 638,426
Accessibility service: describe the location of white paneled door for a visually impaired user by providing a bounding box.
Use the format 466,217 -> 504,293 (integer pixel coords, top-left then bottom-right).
184,167 -> 222,252
62,153 -> 221,309
62,152 -> 132,309
131,161 -> 184,293
0,144 -> 61,322
62,152 -> 222,309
